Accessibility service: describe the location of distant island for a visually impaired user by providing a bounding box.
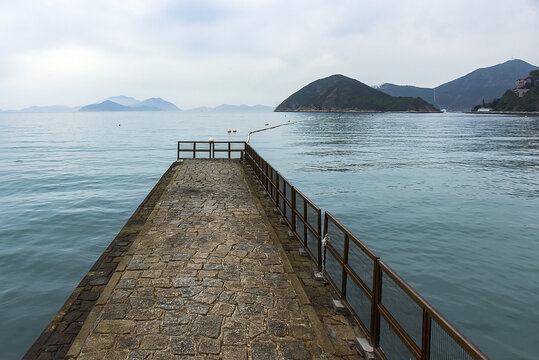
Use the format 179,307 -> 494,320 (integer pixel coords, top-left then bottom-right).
79,97 -> 180,112
472,70 -> 539,113
378,59 -> 538,112
275,74 -> 439,113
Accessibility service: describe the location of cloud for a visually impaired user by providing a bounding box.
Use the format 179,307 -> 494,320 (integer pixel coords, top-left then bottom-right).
161,0 -> 231,26
1,0 -> 538,109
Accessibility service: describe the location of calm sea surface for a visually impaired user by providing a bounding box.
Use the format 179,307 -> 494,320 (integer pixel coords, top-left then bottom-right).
0,111 -> 537,359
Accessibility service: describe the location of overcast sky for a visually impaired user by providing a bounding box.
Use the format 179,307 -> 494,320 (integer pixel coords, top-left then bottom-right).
1,0 -> 538,109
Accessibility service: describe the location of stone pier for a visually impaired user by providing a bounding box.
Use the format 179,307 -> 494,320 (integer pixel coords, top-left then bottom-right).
26,159 -> 364,360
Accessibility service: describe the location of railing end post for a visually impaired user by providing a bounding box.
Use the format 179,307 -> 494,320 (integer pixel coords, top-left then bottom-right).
371,257 -> 382,348
421,309 -> 431,360
317,208 -> 323,272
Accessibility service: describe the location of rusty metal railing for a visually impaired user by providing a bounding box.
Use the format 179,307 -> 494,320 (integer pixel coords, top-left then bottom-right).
175,140 -> 488,360
177,140 -> 245,160
242,142 -> 488,360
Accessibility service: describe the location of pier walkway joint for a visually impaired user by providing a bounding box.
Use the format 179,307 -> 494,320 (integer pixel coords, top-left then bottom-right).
61,159 -> 361,359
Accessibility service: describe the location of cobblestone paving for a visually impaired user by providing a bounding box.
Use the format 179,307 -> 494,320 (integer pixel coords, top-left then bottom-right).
66,159 -> 362,359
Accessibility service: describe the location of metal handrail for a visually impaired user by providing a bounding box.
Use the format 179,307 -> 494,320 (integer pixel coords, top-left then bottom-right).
241,142 -> 488,360
177,140 -> 245,160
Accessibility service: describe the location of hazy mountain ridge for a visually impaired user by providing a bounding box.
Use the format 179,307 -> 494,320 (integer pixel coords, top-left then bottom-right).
80,97 -> 181,112
379,59 -> 539,111
275,74 -> 439,113
105,96 -> 140,106
1,97 -> 181,113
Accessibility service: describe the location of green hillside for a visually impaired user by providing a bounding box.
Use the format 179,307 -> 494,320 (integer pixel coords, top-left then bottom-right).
275,75 -> 438,112
474,70 -> 539,112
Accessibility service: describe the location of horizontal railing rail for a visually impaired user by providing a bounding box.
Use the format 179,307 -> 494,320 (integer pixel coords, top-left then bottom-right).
177,140 -> 245,160
241,142 -> 488,360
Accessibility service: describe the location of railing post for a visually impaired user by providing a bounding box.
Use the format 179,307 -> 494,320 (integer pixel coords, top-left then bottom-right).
256,154 -> 262,179
257,154 -> 260,179
421,309 -> 431,360
256,153 -> 259,178
282,179 -> 287,218
275,174 -> 280,205
265,162 -> 269,191
177,141 -> 180,160
341,234 -> 349,298
269,168 -> 273,198
271,169 -> 275,203
371,258 -> 382,348
291,187 -> 296,235
228,142 -> 231,159
193,142 -> 196,158
317,208 -> 322,272
210,142 -> 214,159
303,198 -> 308,249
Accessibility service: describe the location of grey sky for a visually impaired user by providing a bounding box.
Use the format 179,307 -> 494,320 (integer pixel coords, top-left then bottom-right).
1,0 -> 538,109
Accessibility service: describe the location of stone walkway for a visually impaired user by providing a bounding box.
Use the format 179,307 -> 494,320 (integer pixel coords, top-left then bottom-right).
64,159 -> 361,359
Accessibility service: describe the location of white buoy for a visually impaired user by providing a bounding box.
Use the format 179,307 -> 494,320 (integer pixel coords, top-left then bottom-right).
287,120 -> 290,122
209,137 -> 214,142
227,129 -> 231,133
232,128 -> 237,133
265,122 -> 269,126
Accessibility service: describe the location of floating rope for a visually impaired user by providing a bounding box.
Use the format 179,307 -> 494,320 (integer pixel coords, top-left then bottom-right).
246,120 -> 298,143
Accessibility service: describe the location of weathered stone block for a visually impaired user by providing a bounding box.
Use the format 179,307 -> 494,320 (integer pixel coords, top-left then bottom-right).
210,302 -> 235,316
163,311 -> 190,325
198,337 -> 221,354
135,320 -> 160,335
172,277 -> 199,287
116,335 -> 139,350
186,302 -> 210,315
155,297 -> 184,310
267,319 -> 288,337
222,346 -> 247,360
82,334 -> 115,352
279,339 -> 311,360
251,342 -> 278,360
95,320 -> 135,334
129,297 -> 154,309
171,337 -> 195,355
191,315 -> 223,338
140,334 -> 169,350
223,329 -> 246,345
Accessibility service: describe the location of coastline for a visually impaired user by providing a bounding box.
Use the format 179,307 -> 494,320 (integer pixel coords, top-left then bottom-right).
274,109 -> 441,113
468,111 -> 539,116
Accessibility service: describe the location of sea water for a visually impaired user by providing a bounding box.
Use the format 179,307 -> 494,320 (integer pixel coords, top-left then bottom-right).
0,111 -> 537,359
